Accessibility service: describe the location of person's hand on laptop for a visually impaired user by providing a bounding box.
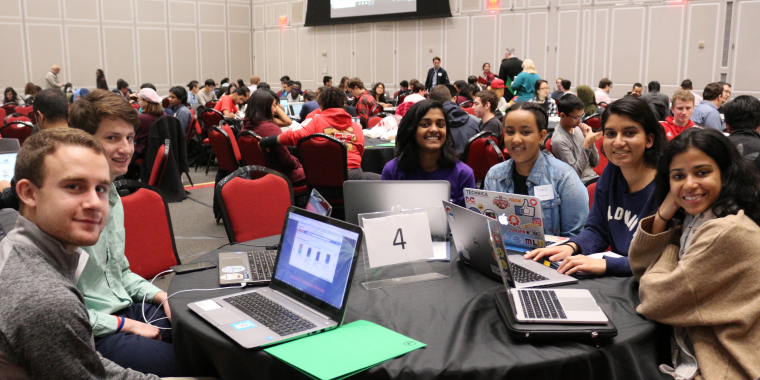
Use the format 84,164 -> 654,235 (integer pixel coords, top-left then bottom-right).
556,255 -> 606,276
122,318 -> 162,340
524,243 -> 575,262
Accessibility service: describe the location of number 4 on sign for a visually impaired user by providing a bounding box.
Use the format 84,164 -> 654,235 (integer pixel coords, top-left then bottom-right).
393,228 -> 407,249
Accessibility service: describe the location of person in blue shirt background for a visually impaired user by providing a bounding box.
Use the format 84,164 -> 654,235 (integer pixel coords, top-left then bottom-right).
525,97 -> 666,277
484,102 -> 588,237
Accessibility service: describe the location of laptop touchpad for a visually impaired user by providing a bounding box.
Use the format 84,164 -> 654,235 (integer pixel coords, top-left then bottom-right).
205,309 -> 244,325
560,297 -> 600,312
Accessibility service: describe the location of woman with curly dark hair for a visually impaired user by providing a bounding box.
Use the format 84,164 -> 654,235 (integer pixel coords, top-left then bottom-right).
628,127 -> 760,380
96,69 -> 108,90
381,99 -> 475,206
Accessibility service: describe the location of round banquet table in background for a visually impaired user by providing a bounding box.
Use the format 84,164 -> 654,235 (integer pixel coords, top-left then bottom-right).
169,236 -> 671,380
362,138 -> 396,174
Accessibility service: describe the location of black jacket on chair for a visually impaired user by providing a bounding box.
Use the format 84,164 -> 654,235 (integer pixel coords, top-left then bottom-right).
425,67 -> 450,90
141,116 -> 189,202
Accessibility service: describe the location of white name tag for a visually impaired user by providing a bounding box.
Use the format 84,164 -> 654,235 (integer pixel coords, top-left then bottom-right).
533,185 -> 555,201
437,72 -> 442,76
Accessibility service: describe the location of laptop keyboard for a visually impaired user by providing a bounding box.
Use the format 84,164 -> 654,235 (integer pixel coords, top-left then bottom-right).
225,292 -> 317,336
518,289 -> 567,320
511,263 -> 549,283
247,250 -> 277,281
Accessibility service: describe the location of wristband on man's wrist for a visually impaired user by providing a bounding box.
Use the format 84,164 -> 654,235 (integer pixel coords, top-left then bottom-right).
115,316 -> 125,332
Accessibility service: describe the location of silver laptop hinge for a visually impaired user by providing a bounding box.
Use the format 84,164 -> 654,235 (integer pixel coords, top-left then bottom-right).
273,290 -> 331,320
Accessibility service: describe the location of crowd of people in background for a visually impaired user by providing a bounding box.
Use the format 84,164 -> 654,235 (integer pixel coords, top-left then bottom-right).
2,48 -> 760,380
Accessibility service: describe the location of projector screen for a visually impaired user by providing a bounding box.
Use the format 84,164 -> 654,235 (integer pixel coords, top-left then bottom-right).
306,0 -> 451,27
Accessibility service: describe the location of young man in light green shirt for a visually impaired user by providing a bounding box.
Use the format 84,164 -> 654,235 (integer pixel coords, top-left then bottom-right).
70,90 -> 178,377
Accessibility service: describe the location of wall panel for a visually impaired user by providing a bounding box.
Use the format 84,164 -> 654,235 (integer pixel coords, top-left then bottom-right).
64,0 -> 98,21
334,24 -> 352,79
170,28 -> 198,85
445,16 -> 469,82
526,12 -> 548,75
265,29 -> 280,81
609,7 -> 644,86
315,26 -> 333,78
732,0 -> 760,94
25,0 -> 61,19
0,0 -> 22,18
555,10 -> 580,85
27,23 -> 65,85
396,20 -> 417,85
198,2 -> 224,26
254,30 -> 266,79
419,18 -> 442,77
0,23 -> 27,88
281,28 -> 298,78
298,27 -> 315,82
470,15 -> 496,81
103,26 -> 137,85
137,28 -> 170,86
228,4 -> 250,28
374,23 -> 394,85
683,3 -> 721,89
228,31 -> 251,81
66,25 -> 101,86
200,29 -> 227,81
102,0 -> 133,23
354,24 -> 372,83
645,5 -> 684,87
253,5 -> 264,28
136,0 -> 166,24
169,1 -> 196,26
499,13 -> 525,59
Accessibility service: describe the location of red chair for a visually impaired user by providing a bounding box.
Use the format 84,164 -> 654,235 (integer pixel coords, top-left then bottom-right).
205,101 -> 217,109
215,165 -> 294,243
544,137 -> 553,154
4,114 -> 31,124
367,115 -> 383,129
297,133 -> 348,206
1,103 -> 17,117
14,106 -> 35,124
148,139 -> 170,188
0,108 -> 6,122
462,131 -> 504,189
114,179 -> 180,279
161,97 -> 170,108
197,108 -> 225,172
208,123 -> 242,174
396,95 -> 406,104
0,121 -> 33,145
237,130 -> 268,167
594,137 -> 607,176
584,113 -> 602,131
587,181 -> 597,210
458,100 -> 474,108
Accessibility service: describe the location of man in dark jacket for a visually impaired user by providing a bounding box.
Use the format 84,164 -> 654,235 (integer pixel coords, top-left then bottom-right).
724,95 -> 760,174
424,57 -> 450,91
498,47 -> 523,98
429,86 -> 480,155
641,81 -> 670,121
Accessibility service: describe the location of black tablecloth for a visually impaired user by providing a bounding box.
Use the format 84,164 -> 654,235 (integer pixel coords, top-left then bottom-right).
169,236 -> 671,379
362,138 -> 395,175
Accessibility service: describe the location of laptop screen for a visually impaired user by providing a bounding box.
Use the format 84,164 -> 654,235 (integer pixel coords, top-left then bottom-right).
305,189 -> 331,217
0,153 -> 17,181
280,99 -> 289,114
290,104 -> 302,117
274,213 -> 358,309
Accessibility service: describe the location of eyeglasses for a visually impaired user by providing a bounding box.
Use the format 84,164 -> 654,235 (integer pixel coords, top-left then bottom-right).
562,113 -> 583,121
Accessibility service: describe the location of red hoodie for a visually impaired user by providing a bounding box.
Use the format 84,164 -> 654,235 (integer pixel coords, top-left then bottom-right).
661,116 -> 695,141
278,108 -> 365,169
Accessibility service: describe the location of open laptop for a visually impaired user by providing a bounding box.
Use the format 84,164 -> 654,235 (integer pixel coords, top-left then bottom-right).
289,103 -> 303,119
444,201 -> 576,287
305,188 -> 332,217
463,188 -> 547,250
486,217 -> 607,324
0,139 -> 21,182
279,98 -> 289,115
191,207 -> 364,348
343,180 -> 450,225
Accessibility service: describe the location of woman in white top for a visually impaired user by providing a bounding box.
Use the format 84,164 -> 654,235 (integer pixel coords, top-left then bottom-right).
2,87 -> 25,106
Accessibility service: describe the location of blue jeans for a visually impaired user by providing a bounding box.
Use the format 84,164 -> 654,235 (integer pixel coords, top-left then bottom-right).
95,303 -> 180,377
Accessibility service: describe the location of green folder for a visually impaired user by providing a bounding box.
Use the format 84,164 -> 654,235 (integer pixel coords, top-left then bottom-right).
264,320 -> 425,380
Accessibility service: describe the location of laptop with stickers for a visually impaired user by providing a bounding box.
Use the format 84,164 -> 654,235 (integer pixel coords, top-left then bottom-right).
486,217 -> 608,324
191,207 -> 363,349
463,188 -> 547,251
444,201 -> 576,287
305,188 -> 332,217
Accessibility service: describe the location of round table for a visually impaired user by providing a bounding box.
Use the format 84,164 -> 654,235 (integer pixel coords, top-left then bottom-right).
361,138 -> 395,174
169,236 -> 671,379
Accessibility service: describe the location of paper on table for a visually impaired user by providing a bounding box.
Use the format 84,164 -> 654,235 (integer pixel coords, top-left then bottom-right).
264,320 -> 426,380
587,252 -> 624,259
362,212 -> 433,268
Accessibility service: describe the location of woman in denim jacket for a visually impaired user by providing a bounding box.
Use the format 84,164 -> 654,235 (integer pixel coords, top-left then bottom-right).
484,102 -> 588,237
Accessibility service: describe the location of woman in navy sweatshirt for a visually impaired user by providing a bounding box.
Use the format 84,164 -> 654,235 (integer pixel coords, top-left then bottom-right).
524,97 -> 666,276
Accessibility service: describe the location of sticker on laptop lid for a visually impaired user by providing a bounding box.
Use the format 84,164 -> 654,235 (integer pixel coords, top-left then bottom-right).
220,273 -> 244,280
231,320 -> 256,330
195,300 -> 222,312
221,266 -> 245,273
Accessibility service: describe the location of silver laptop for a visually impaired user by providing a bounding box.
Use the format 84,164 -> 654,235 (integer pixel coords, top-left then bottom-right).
189,207 -> 364,348
343,180 -> 450,225
289,103 -> 303,118
305,189 -> 332,217
0,139 -> 20,182
486,217 -> 608,324
463,188 -> 547,250
444,201 -> 577,287
218,250 -> 276,287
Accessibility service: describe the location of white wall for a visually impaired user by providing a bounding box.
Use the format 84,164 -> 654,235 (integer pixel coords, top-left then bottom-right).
254,0 -> 759,98
0,0 -> 252,94
1,0 -> 757,99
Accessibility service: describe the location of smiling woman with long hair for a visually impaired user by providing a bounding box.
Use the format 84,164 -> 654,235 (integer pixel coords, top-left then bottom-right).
381,100 -> 475,206
628,127 -> 760,380
525,97 -> 666,276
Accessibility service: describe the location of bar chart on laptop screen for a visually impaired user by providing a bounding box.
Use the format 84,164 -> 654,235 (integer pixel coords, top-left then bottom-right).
331,0 -> 416,18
